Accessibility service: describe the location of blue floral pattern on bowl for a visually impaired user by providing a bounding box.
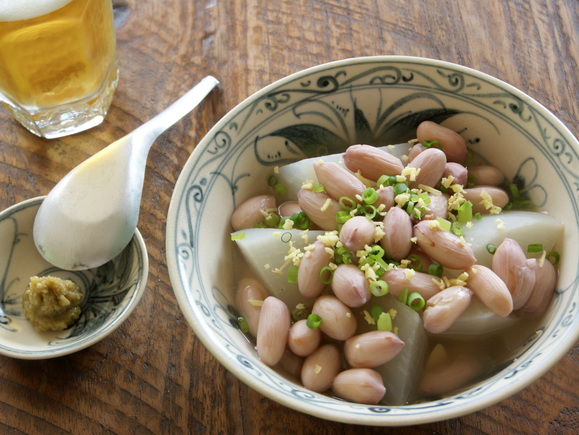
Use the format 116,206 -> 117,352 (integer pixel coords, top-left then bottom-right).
166,56 -> 578,425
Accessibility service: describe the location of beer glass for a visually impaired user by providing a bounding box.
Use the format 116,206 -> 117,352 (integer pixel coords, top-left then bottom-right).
0,0 -> 118,139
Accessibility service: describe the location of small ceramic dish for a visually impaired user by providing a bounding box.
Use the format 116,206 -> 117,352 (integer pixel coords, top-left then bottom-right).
0,196 -> 148,359
166,56 -> 578,425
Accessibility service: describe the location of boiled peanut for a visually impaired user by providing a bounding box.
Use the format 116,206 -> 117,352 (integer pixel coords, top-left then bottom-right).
520,258 -> 557,317
288,319 -> 322,357
344,330 -> 405,368
277,348 -> 304,379
343,144 -> 404,180
298,240 -> 332,299
416,120 -> 467,163
413,220 -> 476,270
311,295 -> 357,341
492,238 -> 535,309
424,193 -> 449,220
301,343 -> 341,392
443,162 -> 468,186
278,200 -> 302,217
332,368 -> 386,405
406,147 -> 447,188
230,194 -> 276,231
235,277 -> 267,336
422,286 -> 473,334
297,189 -> 341,230
419,354 -> 487,396
256,296 -> 291,366
467,165 -> 505,186
339,216 -> 376,253
463,186 -> 509,214
314,161 -> 366,201
331,264 -> 370,308
380,206 -> 412,260
375,185 -> 394,210
466,265 -> 513,317
407,143 -> 426,162
382,268 -> 442,300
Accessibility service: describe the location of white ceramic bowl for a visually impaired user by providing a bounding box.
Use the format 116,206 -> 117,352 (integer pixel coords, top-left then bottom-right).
166,56 -> 578,425
0,197 -> 148,359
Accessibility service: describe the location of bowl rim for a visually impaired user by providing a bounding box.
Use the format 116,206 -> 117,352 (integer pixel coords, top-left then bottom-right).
166,55 -> 579,425
0,196 -> 149,360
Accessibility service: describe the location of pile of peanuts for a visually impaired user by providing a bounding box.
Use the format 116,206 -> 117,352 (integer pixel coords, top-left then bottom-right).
231,121 -> 558,404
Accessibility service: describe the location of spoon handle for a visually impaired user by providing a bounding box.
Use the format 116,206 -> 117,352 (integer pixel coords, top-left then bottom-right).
133,75 -> 220,148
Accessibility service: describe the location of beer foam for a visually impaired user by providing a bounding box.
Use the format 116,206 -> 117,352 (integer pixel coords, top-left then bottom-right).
0,0 -> 73,22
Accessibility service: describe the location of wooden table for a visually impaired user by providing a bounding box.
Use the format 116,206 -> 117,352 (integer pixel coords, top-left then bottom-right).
0,0 -> 577,433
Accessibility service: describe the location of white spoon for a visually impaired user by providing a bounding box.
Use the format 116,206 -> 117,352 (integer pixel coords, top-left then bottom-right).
33,75 -> 220,270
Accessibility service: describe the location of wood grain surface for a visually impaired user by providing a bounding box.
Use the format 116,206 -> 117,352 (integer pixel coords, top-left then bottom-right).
0,0 -> 577,433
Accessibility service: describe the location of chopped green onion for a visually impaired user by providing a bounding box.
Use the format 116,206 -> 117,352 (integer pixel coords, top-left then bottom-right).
371,305 -> 384,322
267,175 -> 287,195
306,313 -> 322,329
319,266 -> 333,284
292,306 -> 308,322
287,266 -> 298,283
377,312 -> 393,332
370,280 -> 390,297
436,217 -> 451,232
508,182 -> 537,210
527,243 -> 543,253
281,232 -> 293,243
237,317 -> 250,334
362,188 -> 379,204
475,212 -> 482,220
466,173 -> 476,188
547,251 -> 560,265
393,183 -> 408,195
428,263 -> 443,277
376,175 -> 389,187
358,204 -> 378,219
335,246 -> 353,264
407,292 -> 425,311
274,183 -> 288,196
457,201 -> 473,223
264,213 -> 281,227
339,196 -> 357,210
451,221 -> 463,236
465,149 -> 474,164
422,139 -> 441,148
369,245 -> 384,259
398,287 -> 409,304
486,243 -> 497,254
279,212 -> 310,230
312,183 -> 325,193
336,210 -> 352,224
231,233 -> 246,241
406,254 -> 422,271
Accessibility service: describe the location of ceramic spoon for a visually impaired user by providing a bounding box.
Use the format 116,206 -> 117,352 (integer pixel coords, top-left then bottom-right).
33,76 -> 219,270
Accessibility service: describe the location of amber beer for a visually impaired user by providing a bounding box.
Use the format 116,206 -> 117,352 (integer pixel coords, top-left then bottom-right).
0,0 -> 118,138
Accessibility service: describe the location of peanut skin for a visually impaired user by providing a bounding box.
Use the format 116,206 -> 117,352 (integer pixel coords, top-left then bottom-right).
230,194 -> 276,231
343,144 -> 404,180
298,240 -> 332,299
332,368 -> 386,405
416,121 -> 467,163
413,220 -> 476,270
256,296 -> 291,366
301,343 -> 341,392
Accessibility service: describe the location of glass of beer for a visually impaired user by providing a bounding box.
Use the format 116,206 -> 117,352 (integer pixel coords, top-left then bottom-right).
0,0 -> 118,139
